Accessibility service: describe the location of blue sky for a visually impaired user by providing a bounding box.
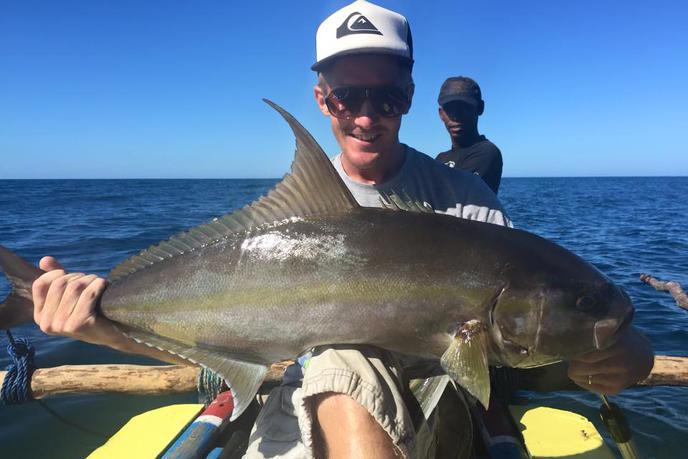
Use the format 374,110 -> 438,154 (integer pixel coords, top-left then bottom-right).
1,0 -> 686,178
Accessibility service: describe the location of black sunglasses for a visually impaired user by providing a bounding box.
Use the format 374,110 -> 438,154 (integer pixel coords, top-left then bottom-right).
441,101 -> 479,120
325,86 -> 410,120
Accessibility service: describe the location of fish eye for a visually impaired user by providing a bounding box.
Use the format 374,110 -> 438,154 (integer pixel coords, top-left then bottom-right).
576,295 -> 597,312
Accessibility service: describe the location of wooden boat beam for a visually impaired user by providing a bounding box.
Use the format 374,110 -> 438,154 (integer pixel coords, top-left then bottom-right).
0,356 -> 685,401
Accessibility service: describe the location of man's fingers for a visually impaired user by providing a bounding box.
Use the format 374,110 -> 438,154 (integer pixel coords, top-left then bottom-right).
567,358 -> 628,379
51,275 -> 98,330
570,376 -> 621,395
568,327 -> 653,396
568,356 -> 633,395
33,256 -> 69,321
569,347 -> 617,364
39,256 -> 65,272
570,365 -> 648,395
66,277 -> 107,333
37,273 -> 85,333
32,269 -> 67,321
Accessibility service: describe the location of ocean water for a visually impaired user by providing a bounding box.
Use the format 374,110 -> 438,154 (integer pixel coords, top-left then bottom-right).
0,177 -> 686,458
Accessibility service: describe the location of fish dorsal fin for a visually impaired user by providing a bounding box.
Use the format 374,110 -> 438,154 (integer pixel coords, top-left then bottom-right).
380,190 -> 435,213
261,99 -> 359,215
109,100 -> 359,282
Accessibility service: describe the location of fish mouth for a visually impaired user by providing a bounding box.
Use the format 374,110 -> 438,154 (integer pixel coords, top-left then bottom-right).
593,307 -> 634,350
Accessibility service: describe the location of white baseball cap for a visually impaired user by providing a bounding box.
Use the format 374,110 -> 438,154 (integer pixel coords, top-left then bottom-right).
312,0 -> 414,72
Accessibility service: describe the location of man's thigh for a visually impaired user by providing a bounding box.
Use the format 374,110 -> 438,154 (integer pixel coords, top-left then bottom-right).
244,346 -> 415,458
243,346 -> 472,459
299,346 -> 416,457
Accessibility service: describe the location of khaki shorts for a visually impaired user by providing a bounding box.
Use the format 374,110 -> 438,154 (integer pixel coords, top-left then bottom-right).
243,346 -> 472,459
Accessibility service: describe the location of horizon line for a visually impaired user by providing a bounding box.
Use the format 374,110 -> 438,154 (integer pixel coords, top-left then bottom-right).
1,175 -> 687,180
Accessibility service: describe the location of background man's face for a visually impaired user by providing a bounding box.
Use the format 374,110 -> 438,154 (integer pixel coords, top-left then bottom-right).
439,100 -> 480,141
314,55 -> 412,173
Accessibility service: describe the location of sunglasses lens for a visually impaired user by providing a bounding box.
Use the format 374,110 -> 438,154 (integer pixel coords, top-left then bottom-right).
370,87 -> 409,117
325,87 -> 409,119
442,102 -> 474,120
326,88 -> 363,119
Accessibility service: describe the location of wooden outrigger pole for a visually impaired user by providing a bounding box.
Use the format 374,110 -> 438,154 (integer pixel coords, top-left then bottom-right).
640,274 -> 688,310
0,356 -> 685,400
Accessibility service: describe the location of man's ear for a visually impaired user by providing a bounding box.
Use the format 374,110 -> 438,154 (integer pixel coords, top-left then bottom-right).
477,100 -> 485,116
438,106 -> 448,122
314,85 -> 330,116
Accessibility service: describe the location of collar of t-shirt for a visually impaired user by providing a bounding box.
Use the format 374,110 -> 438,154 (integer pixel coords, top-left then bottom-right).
332,144 -> 413,193
451,135 -> 487,157
332,145 -> 420,208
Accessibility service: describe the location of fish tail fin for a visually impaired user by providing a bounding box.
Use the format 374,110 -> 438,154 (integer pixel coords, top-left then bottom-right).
0,245 -> 43,330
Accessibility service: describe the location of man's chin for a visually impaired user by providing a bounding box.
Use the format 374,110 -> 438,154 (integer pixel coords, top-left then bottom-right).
342,149 -> 385,170
348,150 -> 381,163
344,139 -> 385,156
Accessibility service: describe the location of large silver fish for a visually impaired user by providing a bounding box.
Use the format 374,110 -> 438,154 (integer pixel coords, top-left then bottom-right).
0,101 -> 633,419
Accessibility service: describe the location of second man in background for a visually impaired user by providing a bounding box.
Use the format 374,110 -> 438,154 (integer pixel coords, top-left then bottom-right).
436,77 -> 503,194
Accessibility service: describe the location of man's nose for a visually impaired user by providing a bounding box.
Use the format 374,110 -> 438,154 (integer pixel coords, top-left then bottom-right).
354,99 -> 379,127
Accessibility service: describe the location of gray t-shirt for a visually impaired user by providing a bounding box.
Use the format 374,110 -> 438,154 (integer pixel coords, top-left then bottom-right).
332,145 -> 511,227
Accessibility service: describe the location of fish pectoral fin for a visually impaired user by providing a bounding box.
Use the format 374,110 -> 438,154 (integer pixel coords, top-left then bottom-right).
440,320 -> 490,409
122,328 -> 267,421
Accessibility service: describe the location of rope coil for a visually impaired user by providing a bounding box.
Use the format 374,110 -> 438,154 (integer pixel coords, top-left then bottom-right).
197,366 -> 225,406
2,330 -> 37,404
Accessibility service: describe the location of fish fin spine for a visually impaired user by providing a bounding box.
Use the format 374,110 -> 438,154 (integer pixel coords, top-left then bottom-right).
379,189 -> 435,213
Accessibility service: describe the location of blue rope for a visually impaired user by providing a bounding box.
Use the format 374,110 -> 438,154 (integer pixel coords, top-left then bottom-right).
2,330 -> 36,405
197,367 -> 225,406
0,331 -> 107,438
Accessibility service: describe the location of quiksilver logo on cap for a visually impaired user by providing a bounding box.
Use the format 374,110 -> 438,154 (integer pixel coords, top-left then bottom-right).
336,12 -> 382,38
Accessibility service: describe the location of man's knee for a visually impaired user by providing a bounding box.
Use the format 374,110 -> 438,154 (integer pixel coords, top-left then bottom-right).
311,391 -> 399,458
312,391 -> 381,426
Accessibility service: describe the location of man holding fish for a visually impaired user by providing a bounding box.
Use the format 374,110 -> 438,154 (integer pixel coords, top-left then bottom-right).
21,1 -> 653,458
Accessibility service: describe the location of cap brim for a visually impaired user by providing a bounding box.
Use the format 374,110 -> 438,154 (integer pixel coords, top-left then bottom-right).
438,94 -> 479,107
312,50 -> 413,72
